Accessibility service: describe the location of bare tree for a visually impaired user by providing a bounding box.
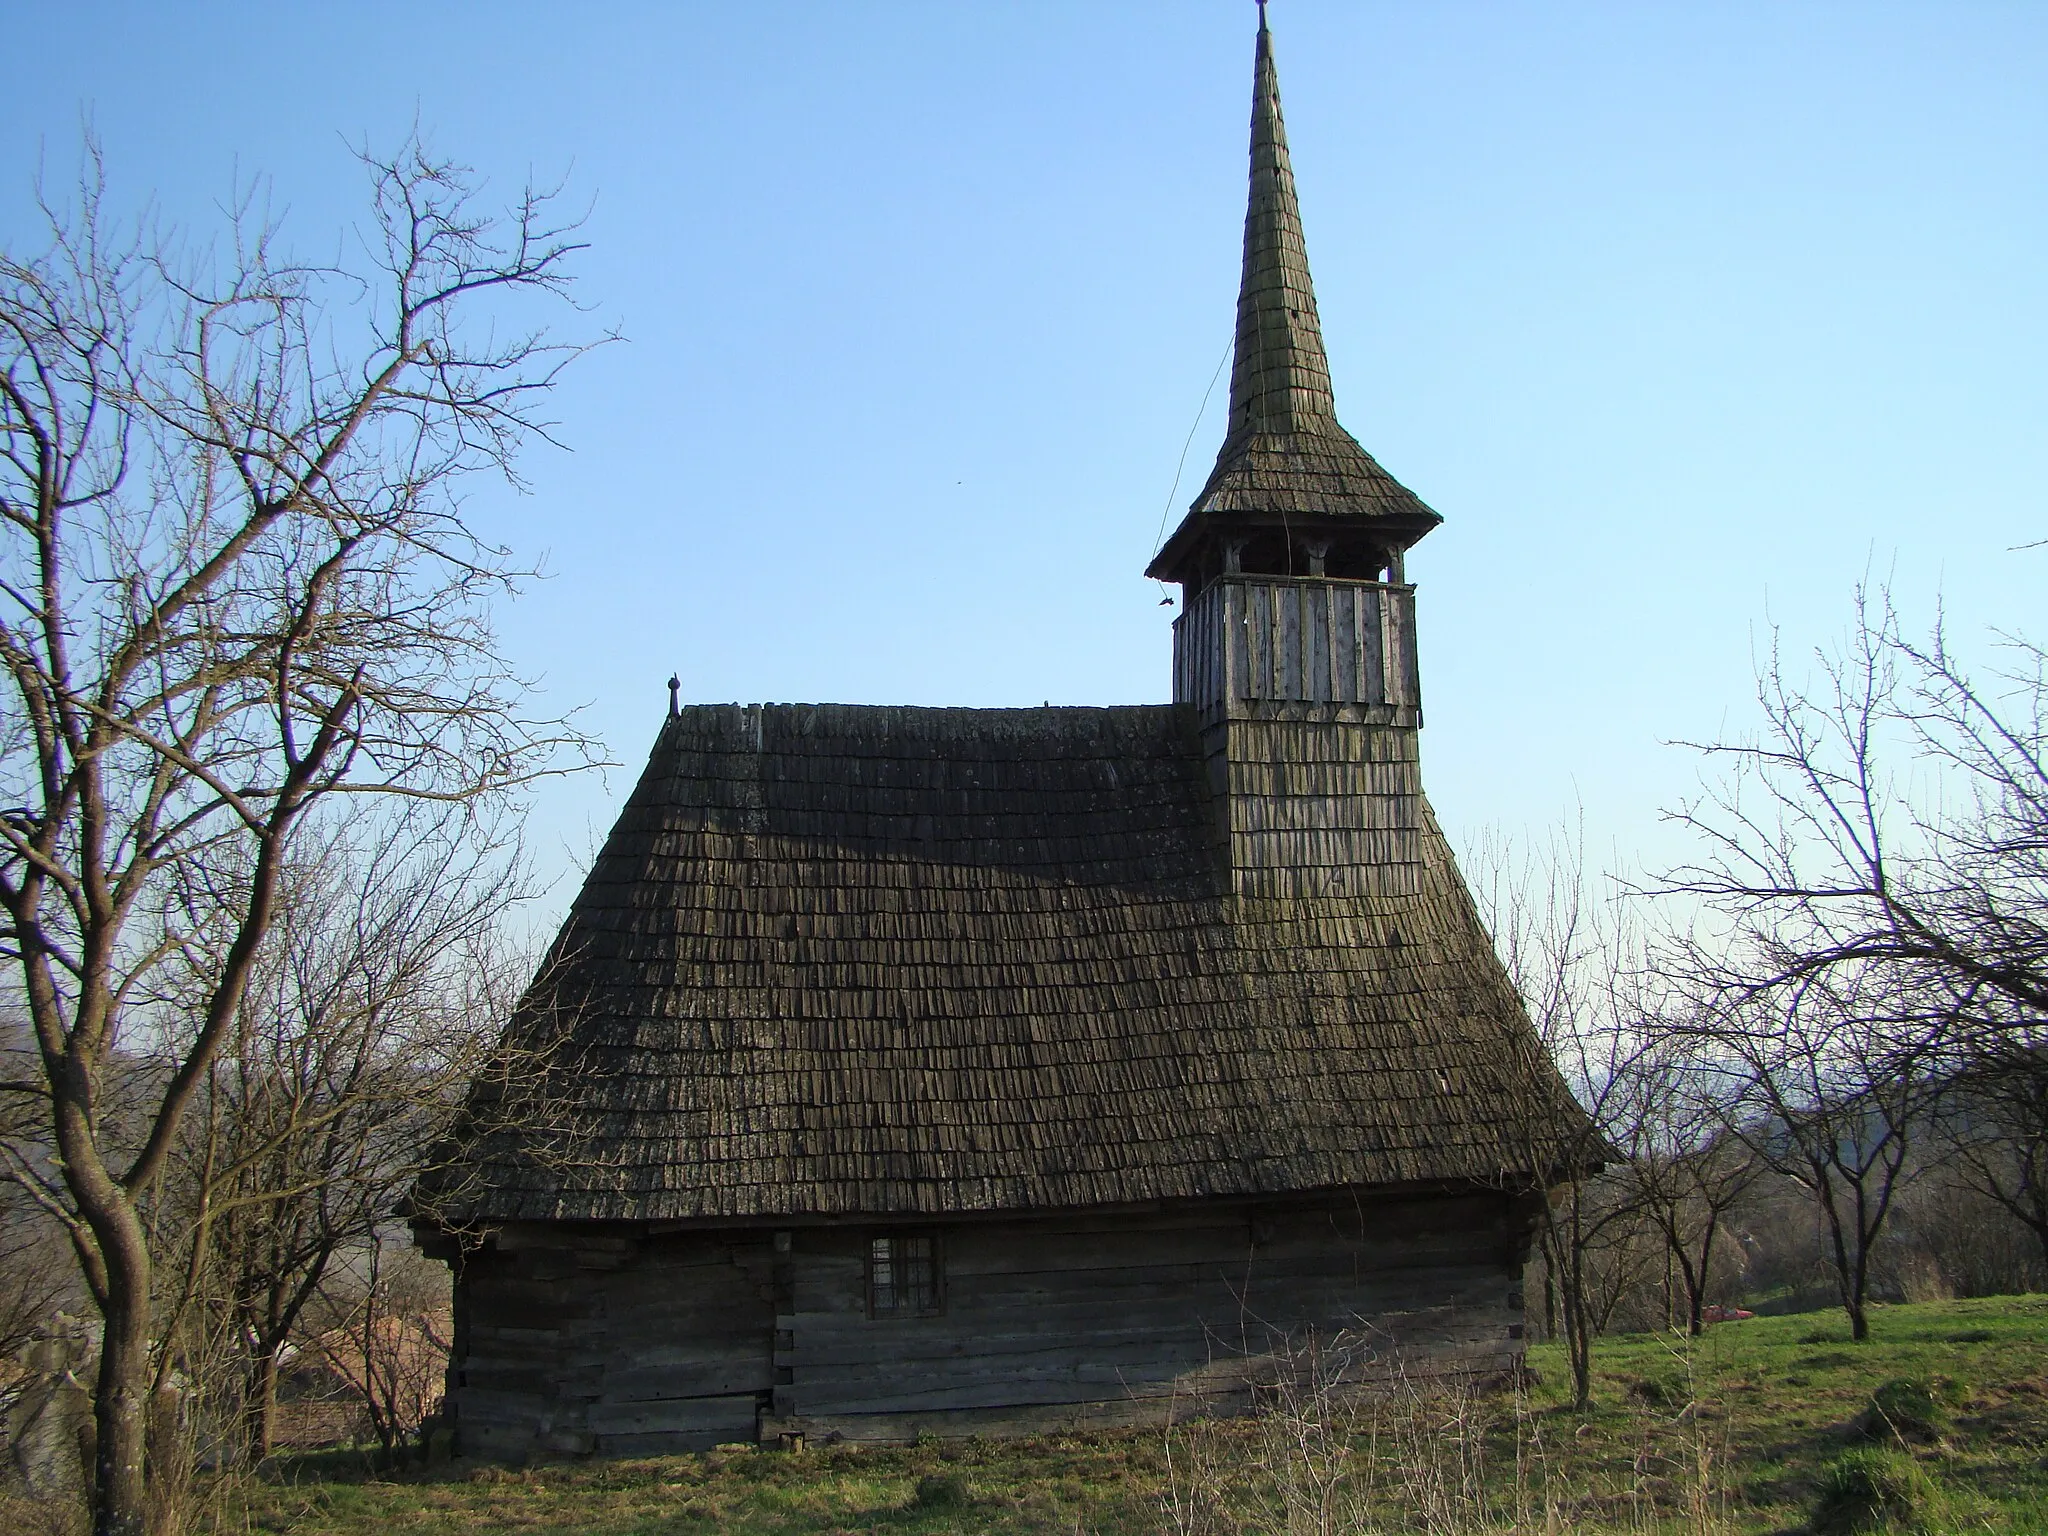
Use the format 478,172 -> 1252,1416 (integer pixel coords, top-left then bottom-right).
0,139 -> 601,1535
306,1230 -> 451,1461
1661,586 -> 2046,1103
1686,971 -> 1944,1341
1931,1051 -> 2048,1271
1665,587 -> 2040,997
0,1019 -> 81,1359
1465,823 -> 1640,1408
1621,1038 -> 1760,1335
146,810 -> 534,1460
1656,583 -> 2044,1338
0,1183 -> 76,1363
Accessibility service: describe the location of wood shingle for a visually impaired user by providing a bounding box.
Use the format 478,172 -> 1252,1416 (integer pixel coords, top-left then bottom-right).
426,703 -> 1571,1226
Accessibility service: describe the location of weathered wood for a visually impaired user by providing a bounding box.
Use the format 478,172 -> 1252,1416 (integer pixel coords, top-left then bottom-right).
1172,578 -> 1418,724
443,1191 -> 1528,1458
763,1194 -> 1519,1432
418,9 -> 1582,1466
585,1395 -> 760,1438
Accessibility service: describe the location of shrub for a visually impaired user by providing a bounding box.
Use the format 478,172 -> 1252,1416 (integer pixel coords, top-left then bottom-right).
909,1472 -> 971,1510
1858,1377 -> 1967,1443
1628,1373 -> 1683,1407
1809,1448 -> 1937,1534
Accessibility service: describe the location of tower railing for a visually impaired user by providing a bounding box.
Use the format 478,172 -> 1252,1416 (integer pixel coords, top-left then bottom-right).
1172,576 -> 1420,725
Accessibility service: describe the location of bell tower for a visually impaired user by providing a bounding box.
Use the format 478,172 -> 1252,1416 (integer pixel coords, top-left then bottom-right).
1149,6 -> 1442,900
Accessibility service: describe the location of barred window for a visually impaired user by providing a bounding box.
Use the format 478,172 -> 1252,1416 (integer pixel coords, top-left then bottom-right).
867,1233 -> 941,1317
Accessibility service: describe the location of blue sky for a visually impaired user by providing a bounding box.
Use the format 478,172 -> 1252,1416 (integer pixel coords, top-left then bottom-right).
9,1 -> 2045,910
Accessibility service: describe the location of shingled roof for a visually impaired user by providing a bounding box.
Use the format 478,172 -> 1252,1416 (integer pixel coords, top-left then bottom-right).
1148,12 -> 1439,583
426,704 -> 1573,1226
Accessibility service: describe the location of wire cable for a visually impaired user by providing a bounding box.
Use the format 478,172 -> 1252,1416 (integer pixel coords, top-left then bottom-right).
1150,336 -> 1234,596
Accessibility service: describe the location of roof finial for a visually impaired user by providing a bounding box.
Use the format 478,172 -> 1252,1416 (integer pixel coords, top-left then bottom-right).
668,674 -> 681,718
1257,0 -> 1270,36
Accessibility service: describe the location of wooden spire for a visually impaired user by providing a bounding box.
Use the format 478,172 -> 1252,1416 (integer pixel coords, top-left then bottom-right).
1147,10 -> 1440,586
1227,6 -> 1336,439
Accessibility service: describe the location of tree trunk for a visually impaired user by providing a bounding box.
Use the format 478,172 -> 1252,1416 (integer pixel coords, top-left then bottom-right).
1810,1170 -> 1870,1343
1684,1215 -> 1720,1337
1847,1244 -> 1872,1342
1566,1210 -> 1594,1409
247,1349 -> 280,1462
1568,1303 -> 1593,1409
92,1265 -> 152,1536
47,1046 -> 155,1536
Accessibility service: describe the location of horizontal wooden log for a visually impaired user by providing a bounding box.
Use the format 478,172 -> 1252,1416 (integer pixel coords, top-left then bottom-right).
783,1340 -> 1524,1427
780,1305 -> 1512,1377
783,1269 -> 1508,1343
598,1356 -> 775,1401
458,1421 -> 548,1459
585,1394 -> 761,1437
787,1324 -> 1517,1412
448,1387 -> 553,1424
459,1361 -> 579,1397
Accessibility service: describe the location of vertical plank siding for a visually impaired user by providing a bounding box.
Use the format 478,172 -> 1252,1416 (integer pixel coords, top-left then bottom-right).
1174,578 -> 1419,725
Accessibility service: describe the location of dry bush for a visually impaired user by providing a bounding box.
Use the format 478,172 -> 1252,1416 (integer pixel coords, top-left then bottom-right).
302,1235 -> 452,1458
1159,1331 -> 1733,1536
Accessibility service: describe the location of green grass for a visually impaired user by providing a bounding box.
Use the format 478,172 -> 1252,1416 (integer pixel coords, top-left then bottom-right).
1541,1294 -> 2048,1529
201,1295 -> 2048,1534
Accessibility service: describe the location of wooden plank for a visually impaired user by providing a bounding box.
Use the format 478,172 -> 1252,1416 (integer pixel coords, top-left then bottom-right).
788,1323 -> 1218,1371
1331,585 -> 1357,702
598,1356 -> 775,1401
1225,583 -> 1244,707
1307,584 -> 1332,701
1362,586 -> 1385,704
797,1353 -> 1298,1416
785,1280 -> 1509,1356
1398,587 -> 1421,708
1280,586 -> 1302,700
451,1387 -> 553,1423
1204,588 -> 1219,706
942,1224 -> 1253,1277
1248,583 -> 1271,699
586,1394 -> 761,1437
1384,588 -> 1401,706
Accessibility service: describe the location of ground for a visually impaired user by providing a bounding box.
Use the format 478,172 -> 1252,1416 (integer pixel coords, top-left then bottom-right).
200,1296 -> 2048,1532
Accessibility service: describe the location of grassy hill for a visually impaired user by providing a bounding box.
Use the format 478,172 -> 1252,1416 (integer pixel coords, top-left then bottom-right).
214,1295 -> 2048,1534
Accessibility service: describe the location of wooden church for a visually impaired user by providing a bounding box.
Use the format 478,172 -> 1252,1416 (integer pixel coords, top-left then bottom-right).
415,9 -> 1578,1457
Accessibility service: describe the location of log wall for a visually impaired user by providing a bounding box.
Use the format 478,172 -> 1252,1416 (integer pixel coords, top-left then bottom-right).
448,1226 -> 775,1459
443,1188 -> 1529,1455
